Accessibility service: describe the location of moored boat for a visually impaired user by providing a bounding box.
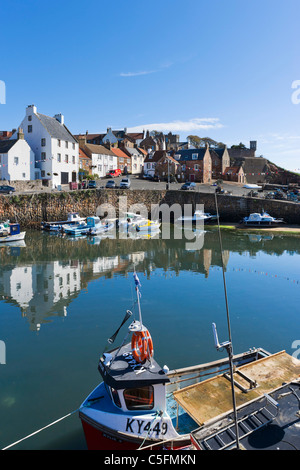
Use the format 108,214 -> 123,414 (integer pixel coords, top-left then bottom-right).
177,210 -> 217,224
79,271 -> 300,451
117,212 -> 160,233
88,220 -> 115,236
63,216 -> 102,236
41,212 -> 86,231
242,211 -> 284,227
0,223 -> 25,243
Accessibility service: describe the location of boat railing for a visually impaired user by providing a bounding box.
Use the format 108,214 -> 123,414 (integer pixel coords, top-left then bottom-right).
137,434 -> 191,451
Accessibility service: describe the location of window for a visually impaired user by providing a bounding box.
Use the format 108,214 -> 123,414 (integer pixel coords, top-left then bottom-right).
192,153 -> 198,160
174,154 -> 181,160
41,152 -> 46,161
194,164 -> 199,170
97,164 -> 102,172
65,141 -> 68,149
65,154 -> 69,163
41,138 -> 46,146
14,157 -> 19,165
22,173 -> 26,178
111,388 -> 121,408
72,155 -> 75,164
41,170 -> 45,177
28,115 -> 32,121
57,153 -> 61,162
123,386 -> 154,410
72,143 -> 75,150
58,139 -> 61,147
28,125 -> 32,133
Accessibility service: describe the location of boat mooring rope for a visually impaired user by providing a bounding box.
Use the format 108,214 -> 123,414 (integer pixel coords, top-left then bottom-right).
1,409 -> 79,450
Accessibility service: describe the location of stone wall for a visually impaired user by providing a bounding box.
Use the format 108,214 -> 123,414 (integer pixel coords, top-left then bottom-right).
0,188 -> 299,228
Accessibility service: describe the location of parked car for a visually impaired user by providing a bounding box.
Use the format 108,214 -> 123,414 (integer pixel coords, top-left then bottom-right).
180,182 -> 196,191
119,177 -> 131,189
88,180 -> 97,189
107,169 -> 122,178
0,185 -> 16,194
105,180 -> 117,189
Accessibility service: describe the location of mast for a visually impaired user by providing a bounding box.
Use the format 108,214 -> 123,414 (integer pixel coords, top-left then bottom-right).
213,190 -> 240,450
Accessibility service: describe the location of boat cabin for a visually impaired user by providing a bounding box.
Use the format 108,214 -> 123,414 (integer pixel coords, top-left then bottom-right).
9,223 -> 21,235
86,216 -> 101,227
98,342 -> 170,414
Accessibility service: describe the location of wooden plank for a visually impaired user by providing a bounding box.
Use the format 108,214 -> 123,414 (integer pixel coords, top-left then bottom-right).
173,351 -> 300,426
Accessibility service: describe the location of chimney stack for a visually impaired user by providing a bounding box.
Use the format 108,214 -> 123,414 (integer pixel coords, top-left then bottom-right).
17,127 -> 24,140
54,113 -> 64,125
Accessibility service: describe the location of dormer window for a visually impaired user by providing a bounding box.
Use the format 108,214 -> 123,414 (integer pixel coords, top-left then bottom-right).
192,153 -> 198,160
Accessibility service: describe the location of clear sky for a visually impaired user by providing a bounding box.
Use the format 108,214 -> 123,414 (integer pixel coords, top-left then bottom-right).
0,0 -> 299,170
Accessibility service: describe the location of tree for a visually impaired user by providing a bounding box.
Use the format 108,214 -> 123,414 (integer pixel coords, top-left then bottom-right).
187,136 -> 226,149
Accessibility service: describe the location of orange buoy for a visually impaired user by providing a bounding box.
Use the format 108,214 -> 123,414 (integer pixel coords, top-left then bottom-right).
131,329 -> 154,363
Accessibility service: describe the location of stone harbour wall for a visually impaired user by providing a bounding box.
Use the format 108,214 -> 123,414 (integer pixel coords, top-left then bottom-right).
0,189 -> 299,228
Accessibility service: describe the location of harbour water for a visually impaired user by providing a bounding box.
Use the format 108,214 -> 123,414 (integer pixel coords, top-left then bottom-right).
0,227 -> 299,449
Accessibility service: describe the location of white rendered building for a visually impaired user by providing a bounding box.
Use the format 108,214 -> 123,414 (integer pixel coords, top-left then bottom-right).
14,105 -> 79,188
0,129 -> 35,181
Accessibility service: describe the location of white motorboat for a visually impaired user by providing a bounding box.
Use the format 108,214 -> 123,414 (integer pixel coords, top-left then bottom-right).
242,211 -> 284,227
177,210 -> 217,224
0,223 -> 25,243
118,212 -> 160,233
41,212 -> 86,231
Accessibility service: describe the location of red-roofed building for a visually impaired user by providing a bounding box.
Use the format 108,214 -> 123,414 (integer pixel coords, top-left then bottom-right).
79,147 -> 92,176
110,147 -> 132,174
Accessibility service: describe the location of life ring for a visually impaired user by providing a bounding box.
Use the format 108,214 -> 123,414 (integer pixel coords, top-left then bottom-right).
131,329 -> 154,363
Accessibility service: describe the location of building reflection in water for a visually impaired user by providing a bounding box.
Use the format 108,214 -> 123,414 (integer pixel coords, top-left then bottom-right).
2,226 -> 295,332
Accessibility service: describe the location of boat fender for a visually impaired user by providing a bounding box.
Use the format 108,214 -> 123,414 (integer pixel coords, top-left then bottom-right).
131,329 -> 154,363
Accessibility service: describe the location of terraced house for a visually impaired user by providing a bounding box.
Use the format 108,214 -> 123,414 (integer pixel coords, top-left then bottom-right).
174,147 -> 212,183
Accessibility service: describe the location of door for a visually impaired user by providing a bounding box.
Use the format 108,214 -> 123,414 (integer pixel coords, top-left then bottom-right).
61,172 -> 69,184
190,174 -> 195,182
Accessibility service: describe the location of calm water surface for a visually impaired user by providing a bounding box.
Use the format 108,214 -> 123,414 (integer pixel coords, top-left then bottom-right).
0,227 -> 299,449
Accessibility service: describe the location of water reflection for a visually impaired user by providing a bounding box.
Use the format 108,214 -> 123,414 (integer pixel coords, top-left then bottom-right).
0,227 -> 299,332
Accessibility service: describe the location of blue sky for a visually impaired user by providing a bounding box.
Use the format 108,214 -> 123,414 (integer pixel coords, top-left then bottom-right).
0,0 -> 299,170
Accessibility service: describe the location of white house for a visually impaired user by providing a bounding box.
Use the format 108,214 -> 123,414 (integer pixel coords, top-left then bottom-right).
0,128 -> 35,181
78,138 -> 117,177
124,146 -> 146,174
14,105 -> 79,188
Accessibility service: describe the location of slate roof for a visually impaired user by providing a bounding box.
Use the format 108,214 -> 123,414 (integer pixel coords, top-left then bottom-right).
144,150 -> 167,163
36,113 -> 77,144
174,148 -> 208,161
0,139 -> 17,153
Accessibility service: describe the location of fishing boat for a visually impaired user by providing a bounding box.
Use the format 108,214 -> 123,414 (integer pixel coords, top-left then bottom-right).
177,210 -> 217,224
63,216 -> 103,236
0,223 -> 25,243
242,211 -> 284,227
79,190 -> 300,451
41,212 -> 86,231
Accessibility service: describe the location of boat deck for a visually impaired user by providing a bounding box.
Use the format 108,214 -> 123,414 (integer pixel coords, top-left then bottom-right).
173,351 -> 300,427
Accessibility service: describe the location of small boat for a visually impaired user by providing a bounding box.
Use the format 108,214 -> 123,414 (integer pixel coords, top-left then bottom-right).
118,212 -> 160,233
242,211 -> 284,227
88,221 -> 115,236
79,272 -> 300,451
41,212 -> 86,231
177,210 -> 217,224
63,216 -> 103,236
0,220 -> 10,235
0,223 -> 25,243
